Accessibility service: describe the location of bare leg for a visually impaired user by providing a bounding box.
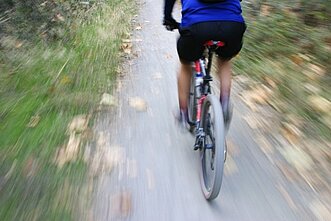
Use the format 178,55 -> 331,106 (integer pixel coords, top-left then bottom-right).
216,58 -> 233,133
177,61 -> 192,111
216,58 -> 232,106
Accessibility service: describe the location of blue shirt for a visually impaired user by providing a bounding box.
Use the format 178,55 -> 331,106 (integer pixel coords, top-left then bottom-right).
181,0 -> 244,27
164,0 -> 244,28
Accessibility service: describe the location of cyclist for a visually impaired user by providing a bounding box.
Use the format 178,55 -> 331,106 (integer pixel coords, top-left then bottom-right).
163,0 -> 246,132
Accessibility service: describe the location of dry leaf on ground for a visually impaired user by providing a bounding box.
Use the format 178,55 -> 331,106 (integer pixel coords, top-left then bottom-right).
60,75 -> 72,85
308,64 -> 326,77
56,13 -> 65,22
27,115 -> 40,128
15,41 -> 23,48
280,146 -> 314,173
122,42 -> 132,54
281,123 -> 302,144
122,39 -> 132,43
308,95 -> 331,114
100,93 -> 117,106
129,97 -> 147,112
224,155 -> 238,176
55,134 -> 82,168
240,85 -> 273,111
111,192 -> 132,218
260,4 -> 271,16
68,115 -> 89,133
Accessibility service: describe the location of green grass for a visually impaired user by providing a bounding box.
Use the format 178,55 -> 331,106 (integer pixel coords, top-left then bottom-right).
0,0 -> 136,220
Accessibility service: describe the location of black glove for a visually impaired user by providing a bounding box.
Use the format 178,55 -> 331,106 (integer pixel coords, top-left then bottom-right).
163,17 -> 179,31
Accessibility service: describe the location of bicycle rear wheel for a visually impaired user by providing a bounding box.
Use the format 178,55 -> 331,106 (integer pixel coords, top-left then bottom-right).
200,94 -> 225,200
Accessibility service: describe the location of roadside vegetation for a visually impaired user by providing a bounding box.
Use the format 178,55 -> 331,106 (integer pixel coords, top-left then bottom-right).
0,0 -> 136,220
233,0 -> 331,204
235,0 -> 330,141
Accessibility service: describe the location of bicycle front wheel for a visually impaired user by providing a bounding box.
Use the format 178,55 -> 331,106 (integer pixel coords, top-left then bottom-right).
200,94 -> 226,200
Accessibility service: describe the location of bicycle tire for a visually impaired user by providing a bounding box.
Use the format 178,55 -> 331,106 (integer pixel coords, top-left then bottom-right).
188,73 -> 197,131
200,94 -> 225,200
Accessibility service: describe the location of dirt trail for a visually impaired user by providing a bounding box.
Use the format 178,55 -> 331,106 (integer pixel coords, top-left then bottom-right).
89,0 -> 328,220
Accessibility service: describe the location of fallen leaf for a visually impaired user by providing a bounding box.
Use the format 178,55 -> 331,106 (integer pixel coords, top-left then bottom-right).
308,63 -> 326,77
121,42 -> 132,54
303,83 -> 321,94
129,97 -> 147,112
298,53 -> 311,62
100,93 -> 117,106
66,133 -> 81,158
240,91 -> 258,111
263,76 -> 277,88
111,192 -> 132,218
241,85 -> 273,111
281,123 -> 302,144
27,115 -> 40,128
260,4 -> 271,16
280,146 -> 314,172
122,39 -> 132,43
224,155 -> 238,176
290,54 -> 303,65
15,41 -> 23,48
55,134 -> 82,168
56,13 -> 65,22
121,43 -> 132,49
123,48 -> 131,54
68,115 -> 89,133
60,75 -> 72,85
308,95 -> 331,114
250,85 -> 272,105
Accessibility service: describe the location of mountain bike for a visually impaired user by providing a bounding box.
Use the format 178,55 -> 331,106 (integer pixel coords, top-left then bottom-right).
187,40 -> 227,200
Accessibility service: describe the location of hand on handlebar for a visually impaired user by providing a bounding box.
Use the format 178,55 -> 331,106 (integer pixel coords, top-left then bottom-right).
163,17 -> 180,31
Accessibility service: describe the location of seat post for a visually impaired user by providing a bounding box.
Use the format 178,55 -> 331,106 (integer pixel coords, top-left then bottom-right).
206,49 -> 213,76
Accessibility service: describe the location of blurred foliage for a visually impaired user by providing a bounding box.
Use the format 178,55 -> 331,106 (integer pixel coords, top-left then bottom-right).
0,0 -> 95,42
235,0 -> 330,140
0,0 -> 136,220
245,0 -> 331,27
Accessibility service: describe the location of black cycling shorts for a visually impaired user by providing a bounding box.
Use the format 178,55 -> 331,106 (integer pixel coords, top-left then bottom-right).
177,21 -> 246,62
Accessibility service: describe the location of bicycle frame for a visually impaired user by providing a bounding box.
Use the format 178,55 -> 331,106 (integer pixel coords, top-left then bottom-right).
194,43 -> 219,124
192,41 -> 224,149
